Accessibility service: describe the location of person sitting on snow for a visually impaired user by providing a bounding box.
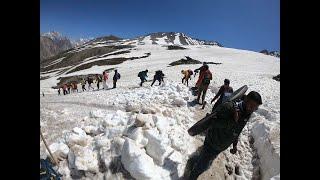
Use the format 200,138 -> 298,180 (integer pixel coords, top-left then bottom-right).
138,69 -> 148,87
151,70 -> 165,86
211,79 -> 234,111
187,91 -> 262,180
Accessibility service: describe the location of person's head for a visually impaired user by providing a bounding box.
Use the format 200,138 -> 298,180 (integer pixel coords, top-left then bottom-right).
203,62 -> 207,65
103,71 -> 105,75
115,69 -> 117,72
244,91 -> 262,114
224,79 -> 230,87
203,64 -> 209,70
146,69 -> 148,73
181,70 -> 184,73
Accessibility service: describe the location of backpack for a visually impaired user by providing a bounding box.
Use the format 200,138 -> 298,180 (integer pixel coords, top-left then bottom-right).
188,70 -> 193,76
138,71 -> 142,77
117,73 -> 121,80
40,158 -> 62,180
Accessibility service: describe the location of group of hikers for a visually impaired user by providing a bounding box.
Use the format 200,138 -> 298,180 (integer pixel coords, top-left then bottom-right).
50,62 -> 263,180
137,69 -> 165,87
178,62 -> 262,179
136,62 -> 262,180
57,69 -> 121,95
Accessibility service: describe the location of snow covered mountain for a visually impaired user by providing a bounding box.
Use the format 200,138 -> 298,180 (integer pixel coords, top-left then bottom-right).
70,37 -> 94,47
136,32 -> 222,46
40,31 -> 73,61
40,32 -> 280,180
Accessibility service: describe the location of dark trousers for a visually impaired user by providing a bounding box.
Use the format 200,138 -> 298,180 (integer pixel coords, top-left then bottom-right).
197,84 -> 209,103
188,144 -> 220,180
140,78 -> 146,86
82,85 -> 86,91
113,80 -> 117,88
63,90 -> 67,95
151,78 -> 161,86
97,82 -> 100,89
182,76 -> 189,86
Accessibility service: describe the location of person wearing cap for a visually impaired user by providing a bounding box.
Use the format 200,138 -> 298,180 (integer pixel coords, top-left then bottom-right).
211,79 -> 234,111
187,91 -> 263,179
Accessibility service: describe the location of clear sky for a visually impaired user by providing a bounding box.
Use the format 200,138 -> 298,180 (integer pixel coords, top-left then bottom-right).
40,0 -> 279,52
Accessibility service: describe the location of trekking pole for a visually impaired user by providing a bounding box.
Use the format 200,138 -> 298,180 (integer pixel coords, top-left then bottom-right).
40,126 -> 58,166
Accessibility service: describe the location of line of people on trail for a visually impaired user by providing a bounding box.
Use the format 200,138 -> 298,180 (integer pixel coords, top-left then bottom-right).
53,61 -> 263,180
57,69 -> 121,95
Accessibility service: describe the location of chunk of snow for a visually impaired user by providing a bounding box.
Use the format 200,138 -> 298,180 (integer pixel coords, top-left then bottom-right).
121,138 -> 160,179
172,97 -> 187,107
105,126 -> 125,139
89,110 -> 105,118
144,129 -> 174,166
111,137 -> 126,156
153,115 -> 171,134
72,127 -> 87,136
68,145 -> 99,173
251,121 -> 280,180
48,142 -> 69,157
65,132 -> 90,147
83,125 -> 101,136
135,113 -> 155,128
128,127 -> 148,147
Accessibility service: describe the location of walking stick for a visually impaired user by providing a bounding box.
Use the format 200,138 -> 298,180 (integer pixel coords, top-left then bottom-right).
40,126 -> 58,166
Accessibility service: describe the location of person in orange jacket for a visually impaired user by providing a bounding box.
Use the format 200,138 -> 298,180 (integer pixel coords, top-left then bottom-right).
195,63 -> 208,87
196,64 -> 212,104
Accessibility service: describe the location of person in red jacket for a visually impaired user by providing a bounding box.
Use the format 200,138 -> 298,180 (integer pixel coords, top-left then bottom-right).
62,84 -> 68,95
195,62 -> 208,88
196,65 -> 212,104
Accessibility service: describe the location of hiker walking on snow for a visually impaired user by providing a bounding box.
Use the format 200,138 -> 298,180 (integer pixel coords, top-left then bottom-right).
181,69 -> 193,86
87,77 -> 94,90
113,69 -> 121,88
194,62 -> 208,89
187,91 -> 262,179
81,79 -> 86,92
96,75 -> 102,90
62,84 -> 68,95
102,71 -> 109,89
67,84 -> 71,94
138,69 -> 148,87
72,83 -> 78,93
211,79 -> 234,111
196,64 -> 212,104
151,70 -> 165,86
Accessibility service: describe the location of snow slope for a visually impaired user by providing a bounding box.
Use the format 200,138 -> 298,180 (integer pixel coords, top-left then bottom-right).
40,44 -> 280,180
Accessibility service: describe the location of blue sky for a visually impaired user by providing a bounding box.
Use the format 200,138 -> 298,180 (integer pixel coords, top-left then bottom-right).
40,0 -> 279,52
